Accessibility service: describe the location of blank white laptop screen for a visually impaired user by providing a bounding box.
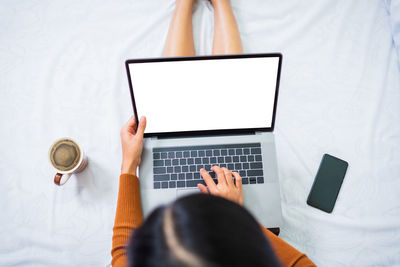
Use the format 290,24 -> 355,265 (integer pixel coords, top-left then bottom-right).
127,56 -> 280,135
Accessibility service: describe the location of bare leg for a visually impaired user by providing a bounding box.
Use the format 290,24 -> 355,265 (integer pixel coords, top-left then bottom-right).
211,0 -> 243,54
163,0 -> 196,57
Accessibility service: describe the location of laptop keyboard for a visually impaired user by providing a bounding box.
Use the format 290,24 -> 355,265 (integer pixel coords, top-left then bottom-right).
152,143 -> 264,189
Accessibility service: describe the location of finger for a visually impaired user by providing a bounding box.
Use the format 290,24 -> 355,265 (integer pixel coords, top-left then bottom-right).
222,167 -> 234,186
232,172 -> 242,191
197,184 -> 209,194
121,116 -> 137,135
136,116 -> 147,137
127,115 -> 136,126
212,166 -> 227,186
200,168 -> 217,192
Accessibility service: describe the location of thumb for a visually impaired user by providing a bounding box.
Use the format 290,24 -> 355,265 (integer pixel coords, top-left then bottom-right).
136,116 -> 147,137
197,184 -> 209,194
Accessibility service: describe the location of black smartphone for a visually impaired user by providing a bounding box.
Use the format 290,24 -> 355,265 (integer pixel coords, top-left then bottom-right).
307,154 -> 348,213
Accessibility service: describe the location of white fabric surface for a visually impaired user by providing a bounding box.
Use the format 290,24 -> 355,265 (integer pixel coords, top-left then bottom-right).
384,0 -> 400,67
1,0 -> 400,266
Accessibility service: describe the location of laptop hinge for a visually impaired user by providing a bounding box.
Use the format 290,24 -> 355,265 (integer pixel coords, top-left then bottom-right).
154,132 -> 256,140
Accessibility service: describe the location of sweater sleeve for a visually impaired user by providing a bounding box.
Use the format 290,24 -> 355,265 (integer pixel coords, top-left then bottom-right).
261,227 -> 316,267
111,174 -> 144,267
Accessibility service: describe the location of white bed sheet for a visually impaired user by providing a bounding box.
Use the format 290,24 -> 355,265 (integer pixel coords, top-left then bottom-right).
0,0 -> 399,266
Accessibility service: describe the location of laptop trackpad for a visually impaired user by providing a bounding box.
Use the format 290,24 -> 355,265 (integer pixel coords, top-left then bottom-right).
176,188 -> 200,198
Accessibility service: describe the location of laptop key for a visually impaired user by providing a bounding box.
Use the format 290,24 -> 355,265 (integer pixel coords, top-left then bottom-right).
221,149 -> 228,156
205,164 -> 212,171
250,162 -> 263,169
243,148 -> 250,155
248,155 -> 255,162
183,151 -> 190,158
180,159 -> 187,165
154,167 -> 166,174
186,173 -> 193,180
153,153 -> 161,160
242,178 -> 249,184
191,151 -> 198,157
169,181 -> 176,188
167,167 -> 174,173
251,148 -> 262,154
172,159 -> 179,166
210,157 -> 217,164
161,152 -> 167,159
197,165 -> 204,171
198,150 -> 205,157
174,166 -> 182,173
178,173 -> 185,180
190,165 -> 196,172
195,158 -> 202,164
239,170 -> 246,177
162,181 -> 169,188
243,163 -> 250,169
255,155 -> 262,161
240,156 -> 247,162
247,169 -> 263,177
154,182 -> 161,189
176,151 -> 183,158
153,160 -> 164,167
236,149 -> 243,155
182,165 -> 189,173
171,174 -> 178,180
250,178 -> 257,184
218,157 -> 224,163
177,181 -> 185,188
202,158 -> 209,164
227,163 -> 234,170
235,163 -> 242,170
206,150 -> 213,156
228,149 -> 235,155
185,180 -> 196,187
194,173 -> 200,179
225,156 -> 232,163
257,177 -> 264,184
165,159 -> 172,166
188,158 -> 194,165
213,150 -> 221,156
187,180 -> 205,187
220,164 -> 227,168
168,152 -> 175,159
233,156 -> 240,163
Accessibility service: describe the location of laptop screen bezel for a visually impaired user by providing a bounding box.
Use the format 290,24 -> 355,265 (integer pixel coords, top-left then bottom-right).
125,53 -> 282,138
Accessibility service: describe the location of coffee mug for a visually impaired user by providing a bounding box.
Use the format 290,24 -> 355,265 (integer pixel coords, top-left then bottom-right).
49,138 -> 88,186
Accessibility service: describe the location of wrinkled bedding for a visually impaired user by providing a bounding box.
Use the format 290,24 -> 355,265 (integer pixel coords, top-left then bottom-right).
0,0 -> 399,266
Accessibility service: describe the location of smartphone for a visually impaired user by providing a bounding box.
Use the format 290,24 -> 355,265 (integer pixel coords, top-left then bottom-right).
307,154 -> 348,213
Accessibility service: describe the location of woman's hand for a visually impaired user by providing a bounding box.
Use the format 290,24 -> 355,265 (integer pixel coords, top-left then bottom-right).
198,166 -> 243,206
120,116 -> 146,176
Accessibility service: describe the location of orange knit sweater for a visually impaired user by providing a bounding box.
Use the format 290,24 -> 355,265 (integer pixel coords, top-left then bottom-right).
112,174 -> 316,267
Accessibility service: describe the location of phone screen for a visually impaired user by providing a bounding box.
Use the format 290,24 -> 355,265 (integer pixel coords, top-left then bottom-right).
307,154 -> 348,213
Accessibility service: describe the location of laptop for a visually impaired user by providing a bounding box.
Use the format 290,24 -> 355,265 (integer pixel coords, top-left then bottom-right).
125,53 -> 283,228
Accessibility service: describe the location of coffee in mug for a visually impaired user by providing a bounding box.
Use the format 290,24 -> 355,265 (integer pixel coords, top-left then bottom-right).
49,138 -> 88,185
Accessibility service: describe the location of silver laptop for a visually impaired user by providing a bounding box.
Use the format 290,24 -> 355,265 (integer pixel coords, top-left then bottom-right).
125,53 -> 283,228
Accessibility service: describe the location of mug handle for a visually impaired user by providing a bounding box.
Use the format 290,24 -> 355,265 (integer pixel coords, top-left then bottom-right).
54,173 -> 72,186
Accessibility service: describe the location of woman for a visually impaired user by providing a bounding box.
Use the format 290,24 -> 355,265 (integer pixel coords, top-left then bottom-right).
112,1 -> 315,266
112,117 -> 315,267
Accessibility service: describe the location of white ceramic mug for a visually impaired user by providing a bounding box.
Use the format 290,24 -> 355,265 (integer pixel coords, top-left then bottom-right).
49,138 -> 88,186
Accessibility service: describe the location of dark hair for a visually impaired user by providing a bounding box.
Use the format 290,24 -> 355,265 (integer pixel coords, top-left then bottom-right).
127,194 -> 281,267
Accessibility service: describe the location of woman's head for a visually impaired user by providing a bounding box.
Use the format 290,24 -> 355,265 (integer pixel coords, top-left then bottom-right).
128,194 -> 280,267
